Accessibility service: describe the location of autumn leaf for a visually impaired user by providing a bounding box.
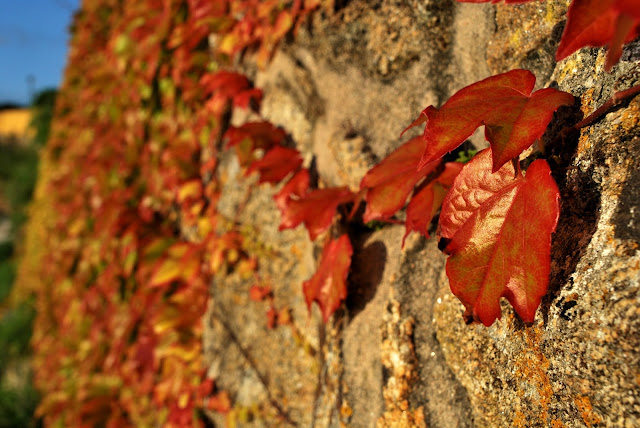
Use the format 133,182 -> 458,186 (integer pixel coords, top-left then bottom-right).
246,146 -> 303,184
149,243 -> 201,288
200,70 -> 251,98
405,69 -> 574,172
556,0 -> 640,71
207,391 -> 231,414
303,235 -> 353,322
225,122 -> 286,149
176,179 -> 202,204
201,70 -> 262,111
439,149 -> 560,326
234,88 -> 263,111
273,168 -> 310,212
225,122 -> 287,167
402,162 -> 464,246
266,307 -> 278,329
257,10 -> 294,68
403,183 -> 448,247
360,136 -> 439,222
278,187 -> 355,240
249,285 -> 272,301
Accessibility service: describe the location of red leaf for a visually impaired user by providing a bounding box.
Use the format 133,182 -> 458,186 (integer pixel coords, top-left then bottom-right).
246,146 -> 303,184
278,187 -> 355,240
407,70 -> 574,172
276,306 -> 292,326
556,0 -> 640,71
360,136 -> 439,222
403,182 -> 448,247
439,149 -> 560,326
402,162 -> 464,246
234,88 -> 263,111
225,122 -> 287,166
225,121 -> 286,149
266,307 -> 277,329
206,391 -> 231,414
436,161 -> 465,188
249,285 -> 272,301
303,235 -> 352,322
200,70 -> 248,98
201,71 -> 263,111
273,168 -> 310,212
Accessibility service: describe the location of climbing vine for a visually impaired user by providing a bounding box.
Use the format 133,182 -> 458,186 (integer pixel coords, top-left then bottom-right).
21,0 -> 639,426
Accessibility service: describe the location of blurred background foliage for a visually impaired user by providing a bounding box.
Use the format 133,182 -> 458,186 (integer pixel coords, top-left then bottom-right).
0,87 -> 55,428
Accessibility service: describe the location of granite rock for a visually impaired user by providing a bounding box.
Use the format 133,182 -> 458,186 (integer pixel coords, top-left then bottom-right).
205,2 -> 640,426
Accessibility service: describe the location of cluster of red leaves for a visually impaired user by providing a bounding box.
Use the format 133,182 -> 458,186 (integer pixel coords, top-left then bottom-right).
220,0 -> 638,330
402,69 -> 571,325
460,0 -> 640,71
450,0 -> 640,327
240,69 -> 571,326
211,0 -> 321,67
28,0 -> 311,425
225,120 -> 358,320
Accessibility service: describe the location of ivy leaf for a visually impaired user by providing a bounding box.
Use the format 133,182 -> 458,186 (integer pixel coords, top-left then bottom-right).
402,162 -> 464,246
439,149 -> 560,326
246,146 -> 303,184
303,235 -> 352,322
278,187 -> 355,240
403,183 -> 448,247
405,70 -> 574,172
556,0 -> 640,71
225,122 -> 286,149
360,136 -> 439,222
149,243 -> 201,289
273,168 -> 310,212
201,71 -> 262,112
249,285 -> 272,301
224,122 -> 286,166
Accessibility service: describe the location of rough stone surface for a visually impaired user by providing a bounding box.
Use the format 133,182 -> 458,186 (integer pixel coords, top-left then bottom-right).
204,1 -> 640,426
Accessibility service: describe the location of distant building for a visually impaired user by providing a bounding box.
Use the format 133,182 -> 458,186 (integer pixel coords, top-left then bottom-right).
0,108 -> 33,144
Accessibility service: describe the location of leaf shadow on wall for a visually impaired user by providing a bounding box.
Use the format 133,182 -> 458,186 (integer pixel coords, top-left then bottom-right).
539,103 -> 601,326
345,237 -> 387,320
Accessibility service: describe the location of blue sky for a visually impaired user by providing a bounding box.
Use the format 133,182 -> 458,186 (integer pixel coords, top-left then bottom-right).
0,0 -> 80,105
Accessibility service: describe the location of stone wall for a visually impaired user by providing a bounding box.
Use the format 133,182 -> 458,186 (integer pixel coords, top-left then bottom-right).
204,1 -> 640,426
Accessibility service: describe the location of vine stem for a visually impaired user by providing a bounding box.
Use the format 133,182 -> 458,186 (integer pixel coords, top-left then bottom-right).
571,83 -> 640,131
210,309 -> 297,427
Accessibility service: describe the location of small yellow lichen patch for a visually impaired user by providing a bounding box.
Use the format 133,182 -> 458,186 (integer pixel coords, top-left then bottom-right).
574,396 -> 603,427
550,419 -> 567,428
512,326 -> 553,425
620,98 -> 640,132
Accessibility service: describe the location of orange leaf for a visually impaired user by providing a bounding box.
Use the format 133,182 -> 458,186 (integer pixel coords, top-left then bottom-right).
303,235 -> 353,322
440,149 -> 560,326
360,136 -> 439,223
278,187 -> 355,240
407,69 -> 574,172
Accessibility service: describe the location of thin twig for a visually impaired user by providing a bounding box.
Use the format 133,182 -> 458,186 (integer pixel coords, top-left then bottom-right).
571,83 -> 640,131
210,309 -> 297,427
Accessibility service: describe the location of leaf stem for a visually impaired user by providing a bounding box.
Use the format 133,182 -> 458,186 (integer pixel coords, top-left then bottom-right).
572,83 -> 640,131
